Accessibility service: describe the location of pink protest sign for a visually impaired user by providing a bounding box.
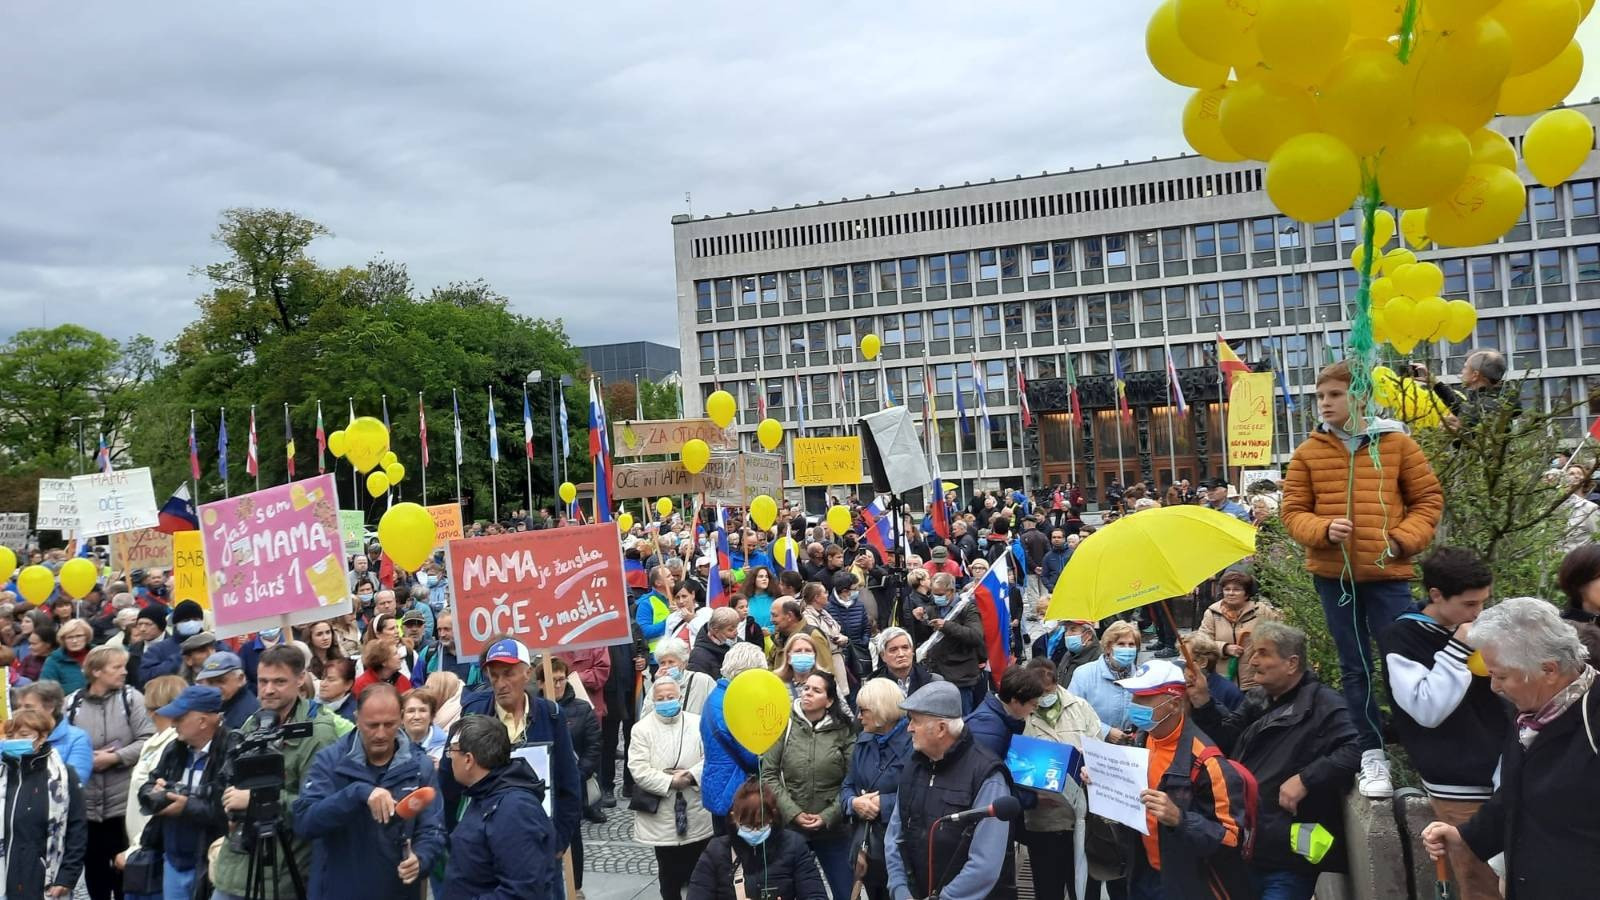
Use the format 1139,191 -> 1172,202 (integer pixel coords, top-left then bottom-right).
198,475 -> 350,631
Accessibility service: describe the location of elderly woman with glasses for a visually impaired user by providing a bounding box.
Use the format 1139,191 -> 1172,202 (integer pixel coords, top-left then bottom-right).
1424,596 -> 1600,898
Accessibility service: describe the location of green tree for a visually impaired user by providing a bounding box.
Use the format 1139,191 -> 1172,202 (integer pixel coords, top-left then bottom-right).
0,324 -> 156,474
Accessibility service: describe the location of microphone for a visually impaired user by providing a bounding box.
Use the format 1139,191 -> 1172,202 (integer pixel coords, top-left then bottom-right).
395,786 -> 437,820
937,794 -> 1021,826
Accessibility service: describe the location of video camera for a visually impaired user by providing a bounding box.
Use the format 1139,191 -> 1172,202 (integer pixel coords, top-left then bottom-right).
223,707 -> 315,853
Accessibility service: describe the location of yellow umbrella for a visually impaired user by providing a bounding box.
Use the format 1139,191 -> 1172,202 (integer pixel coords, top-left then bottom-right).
1045,505 -> 1259,623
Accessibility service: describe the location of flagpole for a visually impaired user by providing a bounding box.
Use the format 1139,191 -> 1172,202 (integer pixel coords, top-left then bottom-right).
1216,352 -> 1231,478
524,386 -> 534,515
1063,351 -> 1079,489
1275,324 -> 1297,458
189,408 -> 197,511
1163,339 -> 1179,485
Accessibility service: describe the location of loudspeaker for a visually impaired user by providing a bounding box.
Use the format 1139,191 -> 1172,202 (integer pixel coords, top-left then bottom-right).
858,406 -> 932,495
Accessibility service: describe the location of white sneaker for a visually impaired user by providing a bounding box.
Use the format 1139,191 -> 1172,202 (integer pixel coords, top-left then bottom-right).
1359,749 -> 1394,799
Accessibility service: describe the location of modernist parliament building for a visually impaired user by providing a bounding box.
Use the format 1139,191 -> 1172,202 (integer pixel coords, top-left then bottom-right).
671,103 -> 1600,502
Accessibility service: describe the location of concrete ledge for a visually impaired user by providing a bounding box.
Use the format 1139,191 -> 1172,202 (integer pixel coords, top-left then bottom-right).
1315,789 -> 1435,900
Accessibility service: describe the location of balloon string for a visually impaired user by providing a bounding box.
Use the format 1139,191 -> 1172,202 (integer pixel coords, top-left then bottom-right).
1396,0 -> 1423,64
1349,166 -> 1382,427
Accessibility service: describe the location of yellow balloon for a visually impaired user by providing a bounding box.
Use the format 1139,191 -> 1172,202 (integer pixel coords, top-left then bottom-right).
1413,296 -> 1450,340
681,439 -> 711,475
749,495 -> 778,531
1499,40 -> 1584,115
1319,49 -> 1411,155
1350,0 -> 1406,37
1146,0 -> 1230,88
1467,650 -> 1490,677
366,471 -> 390,498
1182,86 -> 1245,162
656,497 -> 674,518
859,333 -> 882,361
1380,248 -> 1419,277
756,418 -> 784,451
1350,244 -> 1373,275
385,462 -> 406,483
0,546 -> 15,585
1425,0 -> 1507,28
1391,333 -> 1421,355
705,390 -> 737,429
1371,277 -> 1398,306
1411,18 -> 1512,109
1522,108 -> 1595,188
1395,262 -> 1445,300
1255,0 -> 1349,86
1175,0 -> 1263,67
378,502 -> 437,571
1368,209 -> 1397,246
1490,0 -> 1581,75
1384,296 -> 1419,339
1219,78 -> 1317,162
1427,164 -> 1528,247
1400,208 -> 1431,249
724,668 -> 792,754
381,451 -> 399,469
344,416 -> 391,473
618,512 -> 634,532
1379,123 -> 1473,210
772,536 -> 799,569
1266,133 -> 1362,223
826,504 -> 852,536
1468,128 -> 1518,172
16,564 -> 54,605
559,481 -> 577,504
1370,307 -> 1391,345
58,557 -> 97,600
1443,299 -> 1480,343
327,429 -> 348,458
1421,89 -> 1501,136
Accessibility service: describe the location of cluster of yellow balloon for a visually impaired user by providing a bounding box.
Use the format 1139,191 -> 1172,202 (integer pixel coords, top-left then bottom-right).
326,417 -> 407,497
1370,364 -> 1452,427
377,502 -> 437,571
705,390 -> 736,429
1346,210 -> 1480,353
1153,0 -> 1596,246
680,439 -> 710,474
12,557 -> 100,605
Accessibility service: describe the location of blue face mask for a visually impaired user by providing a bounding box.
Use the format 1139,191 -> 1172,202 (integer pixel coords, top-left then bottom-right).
259,628 -> 281,642
934,594 -> 951,607
663,666 -> 683,682
1065,635 -> 1084,654
1126,704 -> 1156,731
790,653 -> 815,675
655,700 -> 682,719
0,739 -> 34,759
1112,647 -> 1139,668
737,825 -> 771,846
175,620 -> 203,638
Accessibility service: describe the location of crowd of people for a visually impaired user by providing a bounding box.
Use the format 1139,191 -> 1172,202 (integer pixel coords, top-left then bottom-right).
1,356 -> 1598,899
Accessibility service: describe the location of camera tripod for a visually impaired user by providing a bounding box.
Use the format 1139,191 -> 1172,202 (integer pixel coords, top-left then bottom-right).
239,822 -> 306,900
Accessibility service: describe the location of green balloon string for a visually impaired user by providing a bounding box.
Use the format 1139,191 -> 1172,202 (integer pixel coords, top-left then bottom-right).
1397,0 -> 1423,64
1349,168 -> 1382,427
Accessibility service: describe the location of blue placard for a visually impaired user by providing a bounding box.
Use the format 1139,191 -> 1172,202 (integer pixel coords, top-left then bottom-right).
1005,734 -> 1083,793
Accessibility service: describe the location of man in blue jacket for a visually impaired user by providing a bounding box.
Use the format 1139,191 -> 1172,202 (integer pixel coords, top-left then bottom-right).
964,666 -> 1045,761
293,683 -> 446,900
444,715 -> 557,899
441,637 -> 582,853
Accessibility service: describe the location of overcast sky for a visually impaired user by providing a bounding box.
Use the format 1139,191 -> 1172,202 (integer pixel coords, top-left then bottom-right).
4,2 -> 1597,351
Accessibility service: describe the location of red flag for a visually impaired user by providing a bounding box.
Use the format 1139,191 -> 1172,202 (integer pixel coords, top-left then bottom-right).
1016,358 -> 1033,428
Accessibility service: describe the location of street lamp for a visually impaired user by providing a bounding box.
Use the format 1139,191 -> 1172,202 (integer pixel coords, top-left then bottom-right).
68,416 -> 84,475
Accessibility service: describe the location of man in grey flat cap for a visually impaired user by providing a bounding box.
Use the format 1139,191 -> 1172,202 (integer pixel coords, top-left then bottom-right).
884,681 -> 1013,900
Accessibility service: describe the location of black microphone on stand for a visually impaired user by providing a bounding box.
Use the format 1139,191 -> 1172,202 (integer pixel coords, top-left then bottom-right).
937,794 -> 1023,826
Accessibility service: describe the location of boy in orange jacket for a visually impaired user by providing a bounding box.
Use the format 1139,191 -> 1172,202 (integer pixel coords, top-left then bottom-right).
1280,361 -> 1443,799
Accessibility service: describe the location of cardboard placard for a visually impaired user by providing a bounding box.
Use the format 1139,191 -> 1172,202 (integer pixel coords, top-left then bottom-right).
740,452 -> 784,501
199,475 -> 350,635
611,418 -> 733,458
793,437 -> 863,486
111,528 -> 174,574
36,479 -> 79,532
72,468 -> 160,537
446,523 -> 630,657
1240,469 -> 1284,493
1227,373 -> 1276,467
427,503 -> 465,548
0,514 -> 28,551
339,510 -> 366,558
172,530 -> 211,610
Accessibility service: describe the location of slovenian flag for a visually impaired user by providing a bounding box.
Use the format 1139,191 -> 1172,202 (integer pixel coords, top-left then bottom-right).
858,494 -> 892,554
588,377 -> 612,522
97,433 -> 112,473
188,410 -> 201,481
973,553 -> 1014,688
156,484 -> 199,534
245,407 -> 258,478
707,552 -> 728,609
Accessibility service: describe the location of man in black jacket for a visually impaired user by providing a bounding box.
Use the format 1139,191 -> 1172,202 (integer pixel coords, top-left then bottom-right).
137,686 -> 233,900
1189,621 -> 1361,896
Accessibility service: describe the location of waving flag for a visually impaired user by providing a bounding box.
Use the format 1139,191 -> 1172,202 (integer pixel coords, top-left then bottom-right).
315,401 -> 327,474
973,553 -> 1015,688
522,389 -> 534,460
97,433 -> 112,473
710,526 -> 732,608
246,407 -> 259,478
1274,356 -> 1297,412
1165,345 -> 1189,415
284,404 -> 296,481
955,371 -> 972,436
156,484 -> 199,534
928,462 -> 950,542
1064,352 -> 1083,426
419,394 -> 430,469
558,389 -> 570,460
588,377 -> 612,522
1110,345 -> 1133,422
859,494 -> 893,554
1016,354 -> 1032,427
1216,333 -> 1250,391
188,410 -> 201,481
756,381 -> 767,420
487,387 -> 501,463
452,389 -> 463,467
972,356 -> 992,432
795,375 -> 807,436
216,411 -> 229,482
782,537 -> 800,573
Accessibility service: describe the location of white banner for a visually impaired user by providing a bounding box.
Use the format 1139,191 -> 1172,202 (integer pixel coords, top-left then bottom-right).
0,513 -> 28,550
1081,738 -> 1151,835
72,468 -> 159,537
35,479 -> 79,532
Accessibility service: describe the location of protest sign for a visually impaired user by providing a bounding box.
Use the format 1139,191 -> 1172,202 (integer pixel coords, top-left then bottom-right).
1227,372 -> 1276,466
612,461 -> 705,500
111,528 -> 174,574
1081,738 -> 1151,834
793,437 -> 862,486
172,530 -> 211,609
339,510 -> 366,558
740,452 -> 784,501
611,418 -> 733,458
0,514 -> 28,551
1241,469 -> 1283,493
446,522 -> 629,657
72,468 -> 160,537
199,475 -> 349,635
36,479 -> 79,532
427,503 -> 464,548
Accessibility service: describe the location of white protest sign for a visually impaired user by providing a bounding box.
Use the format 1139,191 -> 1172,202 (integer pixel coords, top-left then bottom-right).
36,479 -> 80,532
71,468 -> 160,537
1240,469 -> 1283,494
0,514 -> 28,550
1081,738 -> 1151,835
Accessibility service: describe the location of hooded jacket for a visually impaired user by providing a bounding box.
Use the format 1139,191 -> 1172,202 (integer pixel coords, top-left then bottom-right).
442,762 -> 558,900
64,684 -> 154,821
1281,420 -> 1443,582
761,703 -> 856,837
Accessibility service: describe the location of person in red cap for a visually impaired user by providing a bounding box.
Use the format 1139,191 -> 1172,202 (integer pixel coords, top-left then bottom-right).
1095,659 -> 1252,900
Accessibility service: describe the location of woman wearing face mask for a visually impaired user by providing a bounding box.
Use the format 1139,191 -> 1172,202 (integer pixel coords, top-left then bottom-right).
40,619 -> 94,695
918,571 -> 990,714
1069,620 -> 1142,745
1032,619 -> 1102,689
1020,657 -> 1103,900
903,569 -> 937,645
640,638 -> 716,718
687,781 -> 828,899
0,708 -> 88,899
760,672 -> 857,900
773,633 -> 828,699
629,675 -> 713,900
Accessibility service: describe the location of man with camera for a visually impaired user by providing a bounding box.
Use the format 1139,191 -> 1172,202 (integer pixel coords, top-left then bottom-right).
136,685 -> 233,899
294,683 -> 446,899
209,645 -> 345,900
